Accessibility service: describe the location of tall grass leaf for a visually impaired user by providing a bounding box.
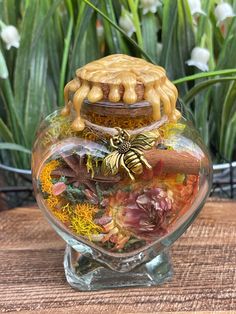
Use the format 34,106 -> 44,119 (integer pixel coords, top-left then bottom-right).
24,39 -> 48,148
223,111 -> 236,160
81,0 -> 155,63
23,2 -> 49,147
176,0 -> 195,95
14,0 -> 62,117
1,0 -> 17,25
69,0 -> 99,78
0,50 -> 8,79
0,118 -> 13,142
102,0 -> 123,53
173,68 -> 236,84
46,4 -> 64,94
183,76 -> 236,104
85,15 -> 101,61
160,0 -> 178,77
212,19 -> 236,131
220,80 -> 236,154
177,0 -> 194,66
142,13 -> 158,63
31,0 -> 63,51
72,14 -> 100,68
196,0 -> 215,43
58,0 -> 74,106
14,1 -> 38,119
0,142 -> 31,154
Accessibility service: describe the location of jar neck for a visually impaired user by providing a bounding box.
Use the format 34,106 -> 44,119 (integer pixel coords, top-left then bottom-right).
80,100 -> 155,130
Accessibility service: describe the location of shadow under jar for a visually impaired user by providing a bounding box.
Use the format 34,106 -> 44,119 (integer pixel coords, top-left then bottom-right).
32,54 -> 212,290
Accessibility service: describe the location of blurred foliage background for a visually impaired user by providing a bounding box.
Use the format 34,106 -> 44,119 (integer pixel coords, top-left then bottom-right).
0,0 -> 236,172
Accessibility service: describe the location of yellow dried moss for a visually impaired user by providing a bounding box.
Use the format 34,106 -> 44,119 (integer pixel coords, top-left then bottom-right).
70,203 -> 102,239
52,209 -> 69,223
46,195 -> 60,210
40,160 -> 60,194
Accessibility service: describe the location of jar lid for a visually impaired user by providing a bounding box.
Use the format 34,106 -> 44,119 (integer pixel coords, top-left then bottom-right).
62,54 -> 180,131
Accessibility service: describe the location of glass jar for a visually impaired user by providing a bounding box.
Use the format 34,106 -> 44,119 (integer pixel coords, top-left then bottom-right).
32,55 -> 212,290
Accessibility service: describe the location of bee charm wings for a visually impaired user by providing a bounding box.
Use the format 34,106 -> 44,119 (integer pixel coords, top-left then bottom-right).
102,151 -> 121,176
102,129 -> 159,179
130,131 -> 158,150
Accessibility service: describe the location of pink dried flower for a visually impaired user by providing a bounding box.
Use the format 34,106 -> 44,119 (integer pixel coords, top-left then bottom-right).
94,216 -> 112,226
115,188 -> 173,240
52,182 -> 67,196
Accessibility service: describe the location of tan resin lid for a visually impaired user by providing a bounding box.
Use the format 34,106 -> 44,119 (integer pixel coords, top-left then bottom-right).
61,54 -> 180,131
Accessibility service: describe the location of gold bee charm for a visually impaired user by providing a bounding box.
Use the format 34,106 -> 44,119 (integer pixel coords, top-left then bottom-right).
102,128 -> 159,181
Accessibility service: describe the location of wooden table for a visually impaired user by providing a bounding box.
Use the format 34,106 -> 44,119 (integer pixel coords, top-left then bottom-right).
0,200 -> 236,313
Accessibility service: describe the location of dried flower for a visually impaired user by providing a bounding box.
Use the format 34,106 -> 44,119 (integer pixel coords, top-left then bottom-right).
52,182 -> 67,196
140,0 -> 162,15
119,8 -> 135,37
112,188 -> 173,240
0,24 -> 20,50
164,174 -> 199,219
187,0 -> 206,16
186,47 -> 210,72
214,2 -> 235,26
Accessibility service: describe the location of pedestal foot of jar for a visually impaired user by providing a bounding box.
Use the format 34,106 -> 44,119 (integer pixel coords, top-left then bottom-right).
64,244 -> 173,291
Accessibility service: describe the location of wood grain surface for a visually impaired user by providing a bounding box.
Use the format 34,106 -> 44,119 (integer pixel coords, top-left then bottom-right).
0,200 -> 235,313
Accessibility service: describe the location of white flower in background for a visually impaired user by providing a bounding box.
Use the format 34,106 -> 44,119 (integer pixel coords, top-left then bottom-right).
214,2 -> 235,26
188,0 -> 206,16
186,47 -> 210,72
119,8 -> 135,37
140,0 -> 162,15
0,25 -> 20,50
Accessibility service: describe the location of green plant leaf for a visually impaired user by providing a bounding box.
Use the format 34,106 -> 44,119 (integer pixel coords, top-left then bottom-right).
0,142 -> 31,154
160,0 -> 178,77
81,0 -> 155,63
24,39 -> 48,147
69,0 -> 99,78
58,0 -> 74,106
46,10 -> 63,97
14,0 -> 62,119
128,0 -> 143,47
31,0 -> 63,51
13,1 -> 39,119
223,111 -> 236,160
183,76 -> 236,104
142,12 -> 158,63
0,49 -> 8,79
173,68 -> 236,84
220,80 -> 236,154
101,0 -> 128,54
0,118 -> 13,142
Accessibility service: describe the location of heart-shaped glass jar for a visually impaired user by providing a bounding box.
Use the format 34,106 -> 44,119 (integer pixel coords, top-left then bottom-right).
32,55 -> 212,290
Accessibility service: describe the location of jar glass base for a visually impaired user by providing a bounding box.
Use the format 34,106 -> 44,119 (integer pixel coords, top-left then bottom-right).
64,245 -> 173,291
